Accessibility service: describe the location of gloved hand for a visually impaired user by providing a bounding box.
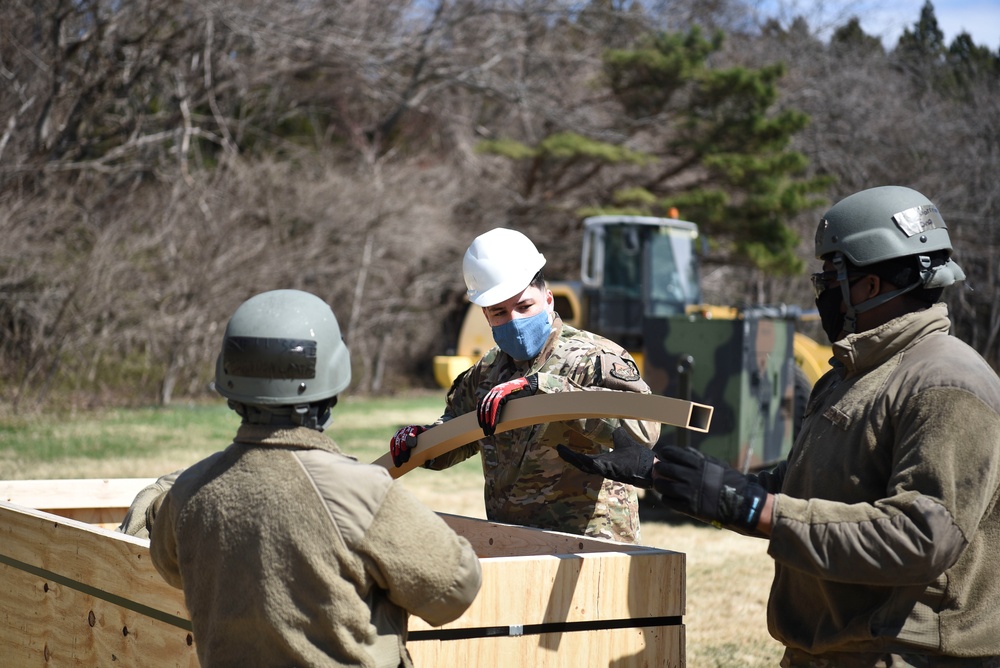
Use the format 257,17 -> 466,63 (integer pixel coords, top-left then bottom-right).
652,446 -> 768,532
389,425 -> 426,467
477,374 -> 538,437
556,427 -> 654,488
117,469 -> 183,539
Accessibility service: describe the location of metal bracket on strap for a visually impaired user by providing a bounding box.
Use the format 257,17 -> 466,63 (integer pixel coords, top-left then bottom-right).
372,392 -> 713,478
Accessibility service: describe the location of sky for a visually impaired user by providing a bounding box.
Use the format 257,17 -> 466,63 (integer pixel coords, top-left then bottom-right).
873,0 -> 1000,50
757,0 -> 1000,51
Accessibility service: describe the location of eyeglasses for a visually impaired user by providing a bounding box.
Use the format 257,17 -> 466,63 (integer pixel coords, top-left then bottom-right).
810,270 -> 867,299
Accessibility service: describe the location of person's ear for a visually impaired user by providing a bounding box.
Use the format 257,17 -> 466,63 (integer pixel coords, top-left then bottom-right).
865,275 -> 881,298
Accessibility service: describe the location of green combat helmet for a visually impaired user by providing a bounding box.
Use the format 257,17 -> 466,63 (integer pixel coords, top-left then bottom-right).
215,289 -> 351,430
814,185 -> 965,334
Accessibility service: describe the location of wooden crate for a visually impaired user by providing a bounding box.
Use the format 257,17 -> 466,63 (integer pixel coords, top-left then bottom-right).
0,479 -> 685,667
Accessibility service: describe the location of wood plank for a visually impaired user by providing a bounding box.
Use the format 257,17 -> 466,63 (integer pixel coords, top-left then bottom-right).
372,391 -> 714,477
42,507 -> 128,531
0,478 -> 156,510
439,513 -> 650,557
1,501 -> 682,632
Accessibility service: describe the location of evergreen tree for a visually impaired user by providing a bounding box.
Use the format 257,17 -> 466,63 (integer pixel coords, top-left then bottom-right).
893,0 -> 948,90
896,0 -> 946,62
947,32 -> 1000,90
831,17 -> 884,57
478,26 -> 828,274
894,2 -> 999,96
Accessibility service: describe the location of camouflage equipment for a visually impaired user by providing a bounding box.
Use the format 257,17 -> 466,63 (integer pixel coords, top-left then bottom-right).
425,314 -> 660,543
643,305 -> 806,471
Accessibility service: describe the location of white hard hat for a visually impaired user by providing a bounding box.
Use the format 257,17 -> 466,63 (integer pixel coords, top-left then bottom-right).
462,228 -> 546,306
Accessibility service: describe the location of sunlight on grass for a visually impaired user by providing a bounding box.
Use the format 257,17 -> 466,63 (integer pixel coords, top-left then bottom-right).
0,393 -> 452,480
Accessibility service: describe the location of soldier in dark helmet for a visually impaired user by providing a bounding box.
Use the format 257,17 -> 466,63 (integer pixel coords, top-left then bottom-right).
144,289 -> 481,668
559,186 -> 1000,666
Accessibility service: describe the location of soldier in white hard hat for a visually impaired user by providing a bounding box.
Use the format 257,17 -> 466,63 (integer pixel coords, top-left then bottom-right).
560,186 -> 1000,665
139,290 -> 480,667
390,228 -> 660,543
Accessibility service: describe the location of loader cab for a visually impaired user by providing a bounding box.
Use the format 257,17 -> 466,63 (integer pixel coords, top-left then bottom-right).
580,215 -> 702,348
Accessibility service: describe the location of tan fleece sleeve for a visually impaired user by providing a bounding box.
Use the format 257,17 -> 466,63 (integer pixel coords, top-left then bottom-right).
359,483 -> 482,627
148,490 -> 185,589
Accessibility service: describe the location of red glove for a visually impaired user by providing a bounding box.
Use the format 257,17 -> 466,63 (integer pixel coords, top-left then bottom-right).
477,375 -> 538,437
390,425 -> 426,467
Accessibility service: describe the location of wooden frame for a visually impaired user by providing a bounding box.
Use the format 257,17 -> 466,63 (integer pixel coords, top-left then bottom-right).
0,479 -> 685,667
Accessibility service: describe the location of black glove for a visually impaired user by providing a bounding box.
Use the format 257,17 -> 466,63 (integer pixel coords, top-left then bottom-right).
556,427 -> 655,489
477,374 -> 538,437
652,446 -> 767,532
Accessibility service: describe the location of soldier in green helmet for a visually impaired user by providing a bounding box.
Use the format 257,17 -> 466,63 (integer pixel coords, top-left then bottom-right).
560,186 -> 1000,665
390,228 -> 660,544
136,290 -> 481,667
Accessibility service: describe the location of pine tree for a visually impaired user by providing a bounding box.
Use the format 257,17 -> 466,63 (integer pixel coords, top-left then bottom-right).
478,26 -> 829,274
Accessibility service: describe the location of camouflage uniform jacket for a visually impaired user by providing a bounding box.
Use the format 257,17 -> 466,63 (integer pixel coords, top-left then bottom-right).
426,313 -> 661,543
755,304 -> 1000,663
150,424 -> 482,668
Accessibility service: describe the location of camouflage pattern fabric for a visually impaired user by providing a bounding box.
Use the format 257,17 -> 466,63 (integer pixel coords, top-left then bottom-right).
426,313 -> 660,543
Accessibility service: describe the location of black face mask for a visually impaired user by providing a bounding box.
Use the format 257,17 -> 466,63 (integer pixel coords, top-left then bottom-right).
815,287 -> 845,343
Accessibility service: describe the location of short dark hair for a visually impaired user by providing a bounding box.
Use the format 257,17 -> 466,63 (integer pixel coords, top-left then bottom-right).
529,269 -> 546,291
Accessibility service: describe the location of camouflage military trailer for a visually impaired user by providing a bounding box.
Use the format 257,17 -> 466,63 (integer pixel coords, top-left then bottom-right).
641,305 -> 811,471
435,215 -> 831,473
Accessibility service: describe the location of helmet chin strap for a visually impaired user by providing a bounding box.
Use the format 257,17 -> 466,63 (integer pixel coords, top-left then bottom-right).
230,401 -> 333,431
834,254 -> 923,335
292,404 -> 333,431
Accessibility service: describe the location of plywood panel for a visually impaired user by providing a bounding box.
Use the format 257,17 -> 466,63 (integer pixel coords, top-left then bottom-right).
440,513 -> 649,557
408,625 -> 684,668
409,549 -> 683,631
0,501 -> 187,615
0,478 -> 155,531
0,486 -> 685,667
0,561 -> 198,668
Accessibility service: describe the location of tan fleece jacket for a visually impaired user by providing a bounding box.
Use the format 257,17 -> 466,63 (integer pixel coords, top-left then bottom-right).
150,424 -> 481,667
759,304 -> 1000,659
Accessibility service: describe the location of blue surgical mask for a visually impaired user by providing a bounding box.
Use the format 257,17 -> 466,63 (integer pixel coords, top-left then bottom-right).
491,310 -> 552,361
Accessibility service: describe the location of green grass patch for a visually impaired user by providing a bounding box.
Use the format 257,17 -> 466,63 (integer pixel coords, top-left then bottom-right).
0,391 -> 483,481
0,405 -> 233,462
